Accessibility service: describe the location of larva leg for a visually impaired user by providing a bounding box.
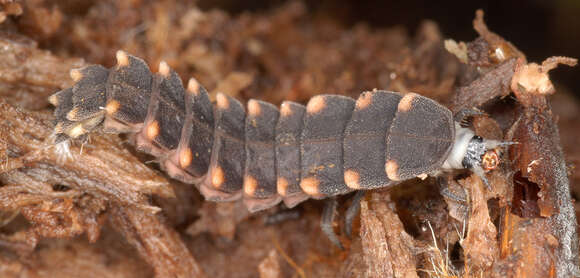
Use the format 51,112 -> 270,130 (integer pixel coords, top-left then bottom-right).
263,208 -> 301,225
453,108 -> 485,127
51,87 -> 76,142
321,196 -> 343,249
344,190 -> 365,238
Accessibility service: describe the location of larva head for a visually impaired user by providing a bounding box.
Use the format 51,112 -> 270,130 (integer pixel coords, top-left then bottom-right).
461,135 -> 506,171
442,124 -> 514,186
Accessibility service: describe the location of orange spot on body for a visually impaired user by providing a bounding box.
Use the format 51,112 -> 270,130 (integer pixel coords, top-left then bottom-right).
179,148 -> 193,168
116,50 -> 130,67
277,177 -> 289,196
48,94 -> 59,106
385,160 -> 400,181
398,93 -> 416,112
280,102 -> 293,117
67,124 -> 85,138
105,100 -> 121,115
306,96 -> 326,114
247,100 -> 261,116
66,108 -> 79,121
244,175 -> 258,196
300,177 -> 320,195
187,78 -> 200,96
146,121 -> 159,140
211,167 -> 225,188
344,170 -> 361,189
70,69 -> 83,82
158,61 -> 171,77
216,93 -> 229,110
356,92 -> 372,110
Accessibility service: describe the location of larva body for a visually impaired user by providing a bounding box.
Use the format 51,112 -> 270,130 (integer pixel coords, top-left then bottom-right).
50,51 -> 493,212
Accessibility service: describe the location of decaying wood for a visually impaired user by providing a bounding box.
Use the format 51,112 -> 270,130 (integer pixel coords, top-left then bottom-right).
460,175 -> 498,272
0,36 -> 84,109
449,10 -> 579,278
0,1 -> 21,24
358,193 -> 418,278
499,90 -> 579,277
109,204 -> 206,278
450,58 -> 516,113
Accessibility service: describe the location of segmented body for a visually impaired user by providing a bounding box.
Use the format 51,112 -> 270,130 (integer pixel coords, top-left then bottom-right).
50,51 -> 455,212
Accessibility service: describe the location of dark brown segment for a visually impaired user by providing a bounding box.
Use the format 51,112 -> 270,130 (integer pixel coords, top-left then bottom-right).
51,84 -> 106,141
386,93 -> 454,180
105,52 -> 153,130
146,64 -> 187,150
52,87 -> 75,135
275,101 -> 308,207
172,78 -> 215,179
134,75 -> 163,156
68,65 -> 109,122
203,93 -> 246,199
343,90 -> 401,189
301,95 -> 355,197
244,100 -> 281,211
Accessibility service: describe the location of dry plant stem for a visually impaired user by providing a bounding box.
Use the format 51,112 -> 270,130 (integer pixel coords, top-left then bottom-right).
109,204 -> 206,278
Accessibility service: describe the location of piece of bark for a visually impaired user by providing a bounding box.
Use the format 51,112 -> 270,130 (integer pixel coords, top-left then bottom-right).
450,58 -> 516,113
459,175 -> 499,271
0,0 -> 22,24
359,193 -> 418,278
0,35 -> 84,109
109,204 -> 206,278
502,101 -> 580,277
510,57 -> 577,108
494,212 -> 559,278
0,98 -> 186,275
359,199 -> 395,277
472,10 -> 525,64
0,99 -> 173,210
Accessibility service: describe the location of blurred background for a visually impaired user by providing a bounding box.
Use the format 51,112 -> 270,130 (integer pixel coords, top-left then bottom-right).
200,0 -> 580,99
